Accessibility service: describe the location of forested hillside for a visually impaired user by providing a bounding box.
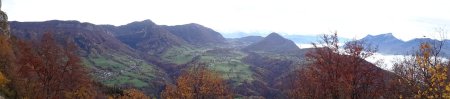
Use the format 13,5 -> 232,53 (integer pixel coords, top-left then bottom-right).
1,8 -> 450,99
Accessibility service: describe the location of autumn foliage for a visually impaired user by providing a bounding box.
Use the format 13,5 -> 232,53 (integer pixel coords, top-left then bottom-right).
161,63 -> 232,99
11,33 -> 97,98
288,33 -> 385,98
0,34 -> 13,97
105,88 -> 151,99
390,42 -> 450,98
1,17 -> 450,98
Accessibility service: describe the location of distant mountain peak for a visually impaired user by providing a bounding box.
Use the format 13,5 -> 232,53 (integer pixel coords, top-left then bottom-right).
379,33 -> 394,37
163,23 -> 226,45
186,23 -> 202,26
267,32 -> 283,37
359,33 -> 407,55
126,19 -> 157,26
141,19 -> 155,24
142,19 -> 153,22
381,32 -> 393,35
363,33 -> 402,41
243,32 -> 300,53
265,32 -> 285,40
364,33 -> 396,39
409,38 -> 434,42
173,23 -> 210,30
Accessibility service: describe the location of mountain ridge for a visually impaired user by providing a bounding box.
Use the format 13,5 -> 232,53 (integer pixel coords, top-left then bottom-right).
108,20 -> 187,54
360,33 -> 450,56
243,32 -> 301,54
9,20 -> 172,94
162,23 -> 226,46
8,20 -> 397,98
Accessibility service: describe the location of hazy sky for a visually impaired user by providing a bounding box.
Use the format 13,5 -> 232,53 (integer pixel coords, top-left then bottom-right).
3,0 -> 450,40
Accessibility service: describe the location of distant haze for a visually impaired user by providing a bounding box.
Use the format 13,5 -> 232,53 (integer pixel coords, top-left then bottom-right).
365,53 -> 404,71
4,0 -> 450,41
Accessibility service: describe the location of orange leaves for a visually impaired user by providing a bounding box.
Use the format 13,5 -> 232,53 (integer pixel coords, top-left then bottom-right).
116,89 -> 150,99
0,35 -> 11,89
0,72 -> 8,87
64,86 -> 97,99
161,64 -> 232,99
414,43 -> 450,98
106,88 -> 150,99
13,32 -> 97,98
161,85 -> 180,99
297,33 -> 383,98
0,35 -> 12,62
392,42 -> 450,98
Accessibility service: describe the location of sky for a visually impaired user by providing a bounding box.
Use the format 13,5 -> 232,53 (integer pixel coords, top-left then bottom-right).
3,0 -> 450,41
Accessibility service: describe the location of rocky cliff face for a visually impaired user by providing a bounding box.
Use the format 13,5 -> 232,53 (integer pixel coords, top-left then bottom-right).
0,10 -> 9,38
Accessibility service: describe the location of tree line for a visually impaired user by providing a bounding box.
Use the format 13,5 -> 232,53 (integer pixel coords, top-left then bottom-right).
285,32 -> 450,99
0,33 -> 151,98
0,32 -> 231,99
2,30 -> 450,98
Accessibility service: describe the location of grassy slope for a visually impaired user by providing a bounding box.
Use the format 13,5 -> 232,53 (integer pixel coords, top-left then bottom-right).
83,52 -> 165,88
162,46 -> 255,85
82,44 -> 304,97
161,46 -> 201,65
199,50 -> 254,85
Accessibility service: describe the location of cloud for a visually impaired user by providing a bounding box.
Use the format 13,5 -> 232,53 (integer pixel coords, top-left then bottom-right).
3,0 -> 450,40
